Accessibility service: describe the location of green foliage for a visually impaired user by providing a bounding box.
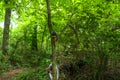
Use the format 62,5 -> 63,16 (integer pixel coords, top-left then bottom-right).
13,66 -> 49,80
0,0 -> 120,79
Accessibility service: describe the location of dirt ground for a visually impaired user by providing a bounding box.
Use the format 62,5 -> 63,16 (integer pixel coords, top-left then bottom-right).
0,68 -> 26,80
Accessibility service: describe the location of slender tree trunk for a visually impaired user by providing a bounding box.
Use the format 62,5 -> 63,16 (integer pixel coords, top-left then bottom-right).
96,41 -> 108,80
31,25 -> 38,51
40,25 -> 46,50
2,8 -> 11,56
46,0 -> 52,34
46,0 -> 57,80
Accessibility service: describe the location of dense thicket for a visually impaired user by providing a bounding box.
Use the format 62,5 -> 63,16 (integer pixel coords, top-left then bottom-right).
0,0 -> 120,80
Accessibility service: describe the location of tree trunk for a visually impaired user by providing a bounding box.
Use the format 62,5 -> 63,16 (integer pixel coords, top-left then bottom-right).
40,25 -> 46,50
2,8 -> 11,56
96,41 -> 108,80
46,0 -> 57,80
31,25 -> 38,51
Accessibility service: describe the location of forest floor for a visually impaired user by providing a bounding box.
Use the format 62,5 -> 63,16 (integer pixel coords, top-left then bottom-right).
0,68 -> 27,80
0,63 -> 120,80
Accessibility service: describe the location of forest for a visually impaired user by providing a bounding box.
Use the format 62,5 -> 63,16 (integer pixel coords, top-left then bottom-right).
0,0 -> 120,80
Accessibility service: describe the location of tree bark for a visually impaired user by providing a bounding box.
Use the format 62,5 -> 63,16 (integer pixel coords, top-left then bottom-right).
2,8 -> 11,56
46,0 -> 57,80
